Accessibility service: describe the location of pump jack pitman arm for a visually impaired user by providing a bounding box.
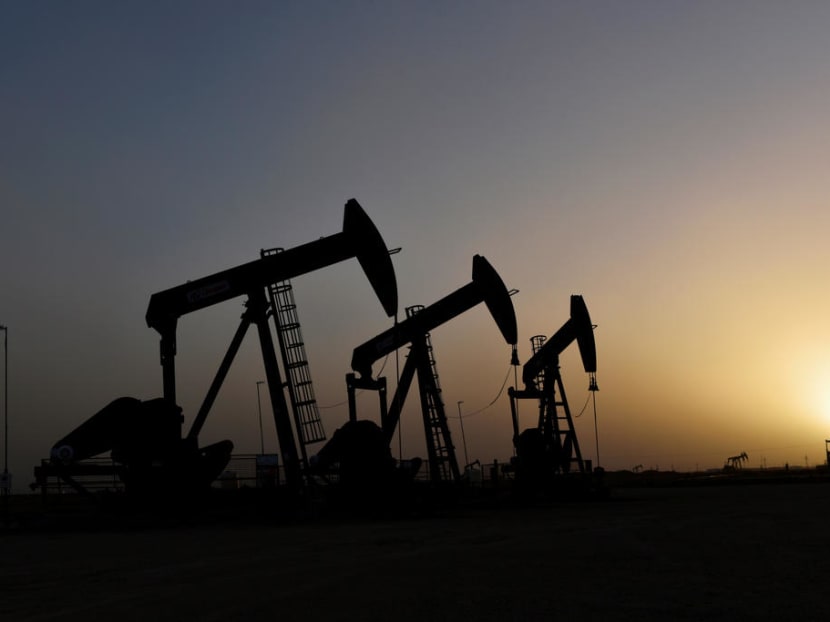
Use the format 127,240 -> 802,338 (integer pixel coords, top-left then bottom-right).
350,254 -> 518,380
521,294 -> 596,389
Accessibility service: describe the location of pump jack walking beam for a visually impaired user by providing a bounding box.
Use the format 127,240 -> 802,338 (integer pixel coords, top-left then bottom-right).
147,199 -> 397,404
145,199 -> 398,490
350,255 -> 518,382
519,295 -> 596,390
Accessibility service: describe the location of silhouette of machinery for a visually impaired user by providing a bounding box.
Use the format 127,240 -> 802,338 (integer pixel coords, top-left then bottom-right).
313,255 -> 518,489
39,200 -> 397,496
508,295 -> 598,492
724,451 -> 748,471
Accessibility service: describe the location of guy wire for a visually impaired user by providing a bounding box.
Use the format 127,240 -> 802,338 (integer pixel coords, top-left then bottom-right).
463,363 -> 514,418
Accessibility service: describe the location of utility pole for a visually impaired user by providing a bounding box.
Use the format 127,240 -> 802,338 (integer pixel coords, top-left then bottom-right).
1,326 -> 7,476
1,325 -> 8,524
256,380 -> 265,455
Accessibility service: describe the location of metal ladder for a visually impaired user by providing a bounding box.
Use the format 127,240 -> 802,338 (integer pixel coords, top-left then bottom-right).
407,305 -> 459,483
530,334 -> 584,474
261,248 -> 326,465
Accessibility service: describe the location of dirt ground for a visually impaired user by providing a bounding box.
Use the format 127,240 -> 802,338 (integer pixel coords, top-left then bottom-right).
2,482 -> 830,621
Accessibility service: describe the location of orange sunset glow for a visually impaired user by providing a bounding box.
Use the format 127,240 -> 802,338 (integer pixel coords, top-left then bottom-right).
3,2 -> 830,492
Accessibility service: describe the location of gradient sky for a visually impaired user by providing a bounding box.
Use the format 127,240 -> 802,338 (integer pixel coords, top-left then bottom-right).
3,2 -> 830,490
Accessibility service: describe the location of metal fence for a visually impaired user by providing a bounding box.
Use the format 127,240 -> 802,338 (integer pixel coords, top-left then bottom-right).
34,454 -> 517,495
33,457 -> 124,496
214,456 -> 515,489
214,454 -> 281,489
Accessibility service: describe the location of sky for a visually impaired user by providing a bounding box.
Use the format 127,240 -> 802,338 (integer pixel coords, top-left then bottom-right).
3,2 -> 830,491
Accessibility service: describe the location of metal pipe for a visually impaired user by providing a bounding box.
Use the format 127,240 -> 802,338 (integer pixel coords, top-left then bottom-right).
187,316 -> 252,441
1,324 -> 7,514
457,400 -> 469,469
1,325 -> 7,477
256,381 -> 265,454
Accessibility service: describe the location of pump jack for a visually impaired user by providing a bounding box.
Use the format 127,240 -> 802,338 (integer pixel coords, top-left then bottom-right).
39,200 -> 398,496
724,452 -> 748,471
313,255 -> 519,488
508,295 -> 598,493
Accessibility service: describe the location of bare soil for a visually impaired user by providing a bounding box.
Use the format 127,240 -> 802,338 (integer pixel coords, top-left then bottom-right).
2,482 -> 829,621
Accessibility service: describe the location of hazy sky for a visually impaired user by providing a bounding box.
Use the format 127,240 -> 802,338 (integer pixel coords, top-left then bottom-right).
3,2 -> 830,490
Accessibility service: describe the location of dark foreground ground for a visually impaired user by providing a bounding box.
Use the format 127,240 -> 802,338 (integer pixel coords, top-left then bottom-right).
2,482 -> 829,621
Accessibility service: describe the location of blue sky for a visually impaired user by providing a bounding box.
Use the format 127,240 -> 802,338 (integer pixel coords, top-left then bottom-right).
3,2 -> 830,489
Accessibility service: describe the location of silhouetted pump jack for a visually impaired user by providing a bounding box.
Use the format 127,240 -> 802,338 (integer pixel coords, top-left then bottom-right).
313,255 -> 519,488
508,295 -> 598,491
44,200 -> 398,495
